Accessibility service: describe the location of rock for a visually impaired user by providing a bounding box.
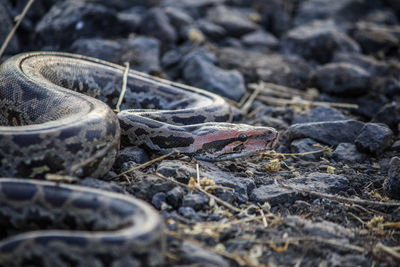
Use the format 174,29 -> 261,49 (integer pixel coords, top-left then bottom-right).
290,138 -> 323,161
152,192 -> 167,209
0,2 -> 19,54
382,78 -> 400,98
328,253 -> 370,267
332,143 -> 367,164
122,37 -> 161,73
70,38 -> 122,62
352,22 -> 399,55
384,157 -> 400,199
165,7 -> 194,30
166,186 -> 186,208
372,102 -> 400,134
35,0 -> 122,49
241,29 -> 279,50
294,0 -> 380,26
293,106 -> 348,124
363,9 -> 398,25
332,52 -> 389,76
180,241 -> 230,267
161,0 -> 224,18
250,173 -> 350,205
114,146 -> 150,169
157,160 -> 196,183
206,5 -> 258,37
116,6 -> 147,33
182,48 -> 246,101
78,178 -> 127,194
392,140 -> 400,151
197,19 -> 227,40
260,0 -> 292,37
286,120 -> 365,146
354,123 -> 393,155
178,206 -> 196,217
216,47 -> 311,88
182,193 -> 209,210
281,20 -> 360,63
310,63 -> 371,96
139,7 -> 177,46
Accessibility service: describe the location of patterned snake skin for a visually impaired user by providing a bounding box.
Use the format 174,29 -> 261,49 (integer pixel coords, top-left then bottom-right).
0,52 -> 278,266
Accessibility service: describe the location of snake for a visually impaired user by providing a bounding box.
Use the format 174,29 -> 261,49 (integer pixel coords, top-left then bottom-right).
0,52 -> 279,266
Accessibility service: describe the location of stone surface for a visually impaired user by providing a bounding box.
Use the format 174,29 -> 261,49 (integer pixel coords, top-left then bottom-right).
332,143 -> 367,164
286,120 -> 365,146
114,147 -> 150,171
197,19 -> 227,40
166,186 -> 186,208
180,241 -> 230,267
157,160 -> 195,183
290,138 -> 323,161
384,157 -> 400,199
332,52 -> 389,76
152,192 -> 167,209
183,48 -> 246,101
310,63 -> 371,96
372,102 -> 400,134
78,178 -> 127,194
182,193 -> 209,210
281,20 -> 360,63
354,123 -> 393,155
241,29 -> 279,50
293,106 -> 348,124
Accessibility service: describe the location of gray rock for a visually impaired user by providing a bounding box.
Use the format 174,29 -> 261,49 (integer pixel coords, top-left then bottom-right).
260,1 -> 291,37
355,123 -> 393,155
216,47 -> 311,88
78,178 -> 127,194
166,186 -> 186,208
384,157 -> 400,199
35,0 -> 121,49
392,140 -> 400,151
352,22 -> 399,55
122,37 -> 161,73
281,20 -> 360,63
180,241 -> 230,267
206,5 -> 258,37
363,9 -> 398,25
293,106 -> 348,124
178,206 -> 196,217
286,120 -> 365,146
290,138 -> 323,161
250,172 -> 350,205
241,29 -> 279,49
372,102 -> 400,134
183,49 -> 246,101
165,7 -> 194,30
157,160 -> 196,183
310,63 -> 370,96
152,192 -> 166,209
182,193 -> 209,210
70,38 -> 122,62
161,0 -> 224,18
0,2 -> 19,54
328,253 -> 370,267
332,143 -> 367,164
197,19 -> 227,40
333,52 -> 389,76
139,7 -> 177,46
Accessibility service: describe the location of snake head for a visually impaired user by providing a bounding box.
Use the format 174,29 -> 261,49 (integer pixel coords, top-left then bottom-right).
191,123 -> 279,161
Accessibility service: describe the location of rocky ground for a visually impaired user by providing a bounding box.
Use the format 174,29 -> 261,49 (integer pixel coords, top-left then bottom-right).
1,0 -> 400,266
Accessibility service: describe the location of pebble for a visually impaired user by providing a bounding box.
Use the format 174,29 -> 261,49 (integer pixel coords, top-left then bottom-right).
372,100 -> 400,134
178,206 -> 196,217
114,147 -> 150,170
165,7 -> 194,30
180,241 -> 230,267
157,160 -> 195,183
182,48 -> 246,101
78,178 -> 127,195
152,192 -> 167,210
332,52 -> 389,77
286,120 -> 365,146
332,143 -> 367,164
310,63 -> 371,96
241,29 -> 279,50
354,123 -> 393,155
281,20 -> 360,63
292,106 -> 348,124
290,138 -> 323,161
384,157 -> 400,199
182,193 -> 209,211
197,19 -> 227,40
166,186 -> 186,208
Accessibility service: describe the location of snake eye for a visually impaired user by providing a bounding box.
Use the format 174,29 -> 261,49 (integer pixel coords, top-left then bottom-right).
238,134 -> 248,142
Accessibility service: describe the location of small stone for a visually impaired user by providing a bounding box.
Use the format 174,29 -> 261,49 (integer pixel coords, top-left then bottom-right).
310,63 -> 370,96
293,106 -> 348,124
78,178 -> 127,194
180,241 -> 230,267
139,7 -> 177,46
392,140 -> 400,151
152,192 -> 167,210
328,253 -> 370,267
183,48 -> 246,101
332,52 -> 389,77
290,138 -> 323,161
114,147 -> 150,170
281,20 -> 360,63
182,193 -> 209,211
157,160 -> 196,183
70,38 -> 122,62
197,19 -> 227,40
286,120 -> 365,146
122,37 -> 161,73
165,7 -> 194,30
372,102 -> 400,134
178,206 -> 196,217
166,186 -> 186,208
355,123 -> 393,155
332,143 -> 367,164
241,29 -> 279,49
384,157 -> 400,199
206,5 -> 258,37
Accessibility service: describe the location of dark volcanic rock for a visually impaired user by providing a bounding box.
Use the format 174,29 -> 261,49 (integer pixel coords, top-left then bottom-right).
183,48 -> 246,101
310,63 -> 371,96
332,52 -> 390,76
180,241 -> 229,267
197,19 -> 227,40
165,6 -> 194,30
206,5 -> 258,37
293,106 -> 348,124
384,157 -> 400,199
78,178 -> 127,194
332,143 -> 367,164
241,29 -> 279,50
216,47 -> 311,88
286,120 -> 365,146
166,186 -> 186,208
290,138 -> 323,161
139,7 -> 177,46
0,2 -> 19,54
182,193 -> 209,211
152,192 -> 167,210
70,38 -> 122,62
354,123 -> 393,155
114,147 -> 150,170
281,20 -> 360,63
157,160 -> 196,183
372,102 -> 400,134
35,0 -> 122,49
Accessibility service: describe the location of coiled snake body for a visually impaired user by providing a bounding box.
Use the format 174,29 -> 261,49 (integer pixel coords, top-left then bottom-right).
0,52 -> 278,266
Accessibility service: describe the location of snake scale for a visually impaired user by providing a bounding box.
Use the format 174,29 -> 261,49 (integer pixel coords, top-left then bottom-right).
0,52 -> 278,266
